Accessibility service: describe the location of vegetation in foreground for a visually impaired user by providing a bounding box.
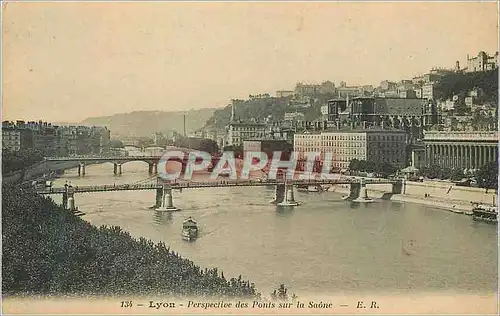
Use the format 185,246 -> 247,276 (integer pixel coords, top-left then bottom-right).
2,185 -> 259,298
2,149 -> 45,175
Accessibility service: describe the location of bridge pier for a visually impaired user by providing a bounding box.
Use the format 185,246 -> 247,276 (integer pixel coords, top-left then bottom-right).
68,195 -> 76,211
148,163 -> 157,175
156,184 -> 180,211
113,163 -> 123,175
78,163 -> 86,176
113,163 -> 122,176
277,181 -> 300,206
344,183 -> 360,200
270,184 -> 286,204
155,187 -> 163,208
392,180 -> 404,194
352,179 -> 373,203
62,190 -> 68,210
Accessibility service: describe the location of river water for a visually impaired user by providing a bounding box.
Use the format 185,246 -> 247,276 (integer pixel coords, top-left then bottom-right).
50,161 -> 498,297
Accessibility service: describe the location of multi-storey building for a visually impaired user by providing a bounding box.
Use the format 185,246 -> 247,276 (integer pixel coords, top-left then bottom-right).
324,96 -> 437,142
422,83 -> 435,100
1,121 -> 110,156
466,51 -> 499,72
423,131 -> 498,171
294,128 -> 408,170
276,90 -> 295,98
2,126 -> 22,151
294,81 -> 335,97
225,121 -> 267,147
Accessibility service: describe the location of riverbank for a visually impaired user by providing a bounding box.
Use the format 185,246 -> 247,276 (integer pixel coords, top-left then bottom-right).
327,180 -> 497,215
2,184 -> 259,299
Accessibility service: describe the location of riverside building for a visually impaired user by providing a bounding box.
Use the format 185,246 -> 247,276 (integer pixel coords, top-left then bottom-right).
294,128 -> 408,171
2,120 -> 111,156
423,131 -> 498,171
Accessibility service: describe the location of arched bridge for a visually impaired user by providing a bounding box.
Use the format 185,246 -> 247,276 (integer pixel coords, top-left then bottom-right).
45,150 -> 327,177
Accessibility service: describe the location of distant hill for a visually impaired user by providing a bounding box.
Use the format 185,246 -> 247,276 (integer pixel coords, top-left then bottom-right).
79,108 -> 216,138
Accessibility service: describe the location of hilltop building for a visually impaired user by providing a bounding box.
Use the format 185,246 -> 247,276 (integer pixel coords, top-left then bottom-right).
465,51 -> 498,72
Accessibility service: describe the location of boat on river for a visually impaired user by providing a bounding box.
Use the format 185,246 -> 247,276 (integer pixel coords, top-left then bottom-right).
182,217 -> 199,241
471,203 -> 498,224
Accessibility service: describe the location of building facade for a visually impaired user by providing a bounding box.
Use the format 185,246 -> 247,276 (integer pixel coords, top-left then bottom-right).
294,128 -> 408,170
466,51 -> 499,72
2,121 -> 111,156
225,122 -> 267,147
276,90 -> 295,98
423,131 -> 498,171
422,83 -> 435,100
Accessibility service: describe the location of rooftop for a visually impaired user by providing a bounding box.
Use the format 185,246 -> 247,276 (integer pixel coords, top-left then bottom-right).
296,127 -> 407,135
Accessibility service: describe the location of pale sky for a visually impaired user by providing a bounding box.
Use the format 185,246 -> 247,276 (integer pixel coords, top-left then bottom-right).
2,1 -> 498,122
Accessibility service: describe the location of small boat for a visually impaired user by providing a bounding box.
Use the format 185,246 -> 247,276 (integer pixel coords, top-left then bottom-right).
296,185 -> 322,192
181,217 -> 199,241
471,203 -> 498,224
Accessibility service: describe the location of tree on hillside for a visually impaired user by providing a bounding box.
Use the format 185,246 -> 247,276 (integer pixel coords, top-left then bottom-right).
434,69 -> 498,104
175,137 -> 219,154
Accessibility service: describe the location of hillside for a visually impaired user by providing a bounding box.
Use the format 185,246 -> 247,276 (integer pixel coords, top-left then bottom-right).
80,108 -> 216,138
204,95 -> 333,130
434,69 -> 498,103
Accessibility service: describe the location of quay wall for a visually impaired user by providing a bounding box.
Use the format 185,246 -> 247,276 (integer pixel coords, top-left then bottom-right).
327,180 -> 497,212
3,161 -> 83,184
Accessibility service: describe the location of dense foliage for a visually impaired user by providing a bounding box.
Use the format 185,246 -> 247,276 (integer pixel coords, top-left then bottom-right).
420,163 -> 498,189
420,165 -> 453,180
475,161 -> 498,189
203,94 -> 335,130
2,185 -> 259,298
434,69 -> 498,104
174,137 -> 219,154
348,159 -> 397,175
109,139 -> 124,148
2,149 -> 45,175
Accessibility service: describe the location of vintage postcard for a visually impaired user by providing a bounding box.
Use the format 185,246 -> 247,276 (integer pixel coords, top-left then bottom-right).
1,1 -> 498,315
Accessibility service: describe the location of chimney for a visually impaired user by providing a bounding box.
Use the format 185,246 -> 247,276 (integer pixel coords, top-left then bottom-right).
381,120 -> 385,129
183,114 -> 186,137
336,120 -> 340,130
362,121 -> 367,129
231,100 -> 235,122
